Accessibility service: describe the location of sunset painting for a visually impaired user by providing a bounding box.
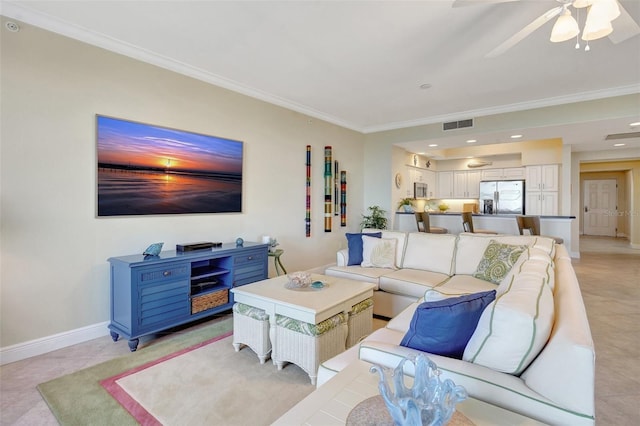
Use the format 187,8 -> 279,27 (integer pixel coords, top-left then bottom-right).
97,115 -> 243,216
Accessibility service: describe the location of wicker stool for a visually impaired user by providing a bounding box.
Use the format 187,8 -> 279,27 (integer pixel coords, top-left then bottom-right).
347,298 -> 374,348
274,312 -> 348,385
232,303 -> 271,364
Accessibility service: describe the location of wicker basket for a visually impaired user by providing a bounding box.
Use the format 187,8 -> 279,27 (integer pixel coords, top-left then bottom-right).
191,289 -> 228,314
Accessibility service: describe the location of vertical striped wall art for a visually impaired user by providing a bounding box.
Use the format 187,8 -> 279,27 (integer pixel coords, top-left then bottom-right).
324,146 -> 332,232
306,145 -> 311,237
340,170 -> 347,226
334,160 -> 339,216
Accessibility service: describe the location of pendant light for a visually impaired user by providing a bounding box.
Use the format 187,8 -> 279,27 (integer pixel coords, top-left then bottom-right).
550,7 -> 580,42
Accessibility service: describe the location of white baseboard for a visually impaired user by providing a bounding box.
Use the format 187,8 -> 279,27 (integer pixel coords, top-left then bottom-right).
0,321 -> 110,366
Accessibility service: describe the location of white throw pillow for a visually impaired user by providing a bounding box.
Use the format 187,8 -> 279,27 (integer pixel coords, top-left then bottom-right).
361,236 -> 398,269
463,272 -> 554,375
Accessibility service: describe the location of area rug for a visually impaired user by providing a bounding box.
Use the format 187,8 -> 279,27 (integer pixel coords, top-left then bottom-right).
38,316 -> 314,425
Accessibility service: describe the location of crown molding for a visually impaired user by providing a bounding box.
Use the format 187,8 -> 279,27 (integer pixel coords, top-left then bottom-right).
3,1 -> 638,136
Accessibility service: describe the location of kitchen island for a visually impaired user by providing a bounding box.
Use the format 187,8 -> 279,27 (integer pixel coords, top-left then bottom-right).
394,211 -> 576,257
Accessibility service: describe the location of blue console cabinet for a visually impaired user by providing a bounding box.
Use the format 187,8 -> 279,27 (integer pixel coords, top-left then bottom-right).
108,242 -> 268,351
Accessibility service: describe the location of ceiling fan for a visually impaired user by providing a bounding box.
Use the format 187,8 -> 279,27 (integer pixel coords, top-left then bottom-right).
453,0 -> 640,57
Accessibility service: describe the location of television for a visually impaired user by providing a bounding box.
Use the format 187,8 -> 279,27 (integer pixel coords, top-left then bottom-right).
96,115 -> 243,216
414,182 -> 428,199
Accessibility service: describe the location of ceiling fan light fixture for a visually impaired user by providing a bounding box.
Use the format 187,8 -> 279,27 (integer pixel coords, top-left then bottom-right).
581,0 -> 619,40
582,12 -> 613,40
572,0 -> 593,9
550,9 -> 580,42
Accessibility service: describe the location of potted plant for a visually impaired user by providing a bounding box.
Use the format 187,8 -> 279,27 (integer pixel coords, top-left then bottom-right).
397,198 -> 415,212
360,205 -> 388,230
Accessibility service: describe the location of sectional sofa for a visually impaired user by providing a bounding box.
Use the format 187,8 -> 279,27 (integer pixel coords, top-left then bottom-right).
318,231 -> 595,425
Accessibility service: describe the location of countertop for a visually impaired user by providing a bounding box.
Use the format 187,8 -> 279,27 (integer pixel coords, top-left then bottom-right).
395,211 -> 575,219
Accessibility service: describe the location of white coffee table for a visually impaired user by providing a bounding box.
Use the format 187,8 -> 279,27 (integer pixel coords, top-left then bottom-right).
273,359 -> 546,426
231,274 -> 375,385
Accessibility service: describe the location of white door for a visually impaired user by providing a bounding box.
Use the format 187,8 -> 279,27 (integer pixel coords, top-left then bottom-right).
583,179 -> 617,236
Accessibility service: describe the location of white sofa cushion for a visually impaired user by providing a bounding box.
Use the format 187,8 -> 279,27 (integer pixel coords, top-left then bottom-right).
361,236 -> 398,269
323,265 -> 388,290
401,233 -> 457,275
427,275 -> 497,301
379,269 -> 449,298
463,270 -> 554,375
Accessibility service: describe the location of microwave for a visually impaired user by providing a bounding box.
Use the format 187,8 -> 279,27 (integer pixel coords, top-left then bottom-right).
414,182 -> 429,199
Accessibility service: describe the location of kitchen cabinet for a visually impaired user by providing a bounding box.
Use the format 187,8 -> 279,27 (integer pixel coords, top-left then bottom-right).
437,171 -> 454,198
526,165 -> 560,215
526,165 -> 559,191
526,191 -> 558,216
481,167 -> 525,181
453,170 -> 481,198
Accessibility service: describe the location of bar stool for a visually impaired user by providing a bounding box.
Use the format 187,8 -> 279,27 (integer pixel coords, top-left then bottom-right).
515,215 -> 564,244
461,212 -> 497,234
415,212 -> 448,234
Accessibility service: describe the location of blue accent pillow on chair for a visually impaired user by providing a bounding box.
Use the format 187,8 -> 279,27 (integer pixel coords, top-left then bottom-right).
400,290 -> 496,359
345,232 -> 381,266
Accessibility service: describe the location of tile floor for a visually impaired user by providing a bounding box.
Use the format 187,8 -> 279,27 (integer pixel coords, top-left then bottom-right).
0,235 -> 638,425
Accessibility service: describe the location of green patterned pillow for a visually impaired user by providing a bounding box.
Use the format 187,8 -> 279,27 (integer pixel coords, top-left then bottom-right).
473,240 -> 526,285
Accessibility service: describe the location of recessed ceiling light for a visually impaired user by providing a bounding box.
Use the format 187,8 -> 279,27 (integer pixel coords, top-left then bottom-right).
614,143 -> 626,147
466,139 -> 477,143
630,121 -> 640,127
510,134 -> 523,139
428,144 -> 438,147
419,83 -> 432,90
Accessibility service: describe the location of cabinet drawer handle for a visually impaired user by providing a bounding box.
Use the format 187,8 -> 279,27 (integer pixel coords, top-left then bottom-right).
247,256 -> 253,260
163,270 -> 171,277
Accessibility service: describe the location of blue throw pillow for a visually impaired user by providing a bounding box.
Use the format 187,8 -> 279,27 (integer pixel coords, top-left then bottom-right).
400,290 -> 496,359
346,232 -> 382,266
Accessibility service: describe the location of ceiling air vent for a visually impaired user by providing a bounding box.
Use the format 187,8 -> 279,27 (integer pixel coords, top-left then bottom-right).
443,118 -> 473,131
605,132 -> 640,140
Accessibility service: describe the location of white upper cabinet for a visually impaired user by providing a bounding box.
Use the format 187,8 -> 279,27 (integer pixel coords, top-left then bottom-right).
481,167 -> 525,181
453,170 -> 481,198
526,165 -> 559,192
437,171 -> 454,198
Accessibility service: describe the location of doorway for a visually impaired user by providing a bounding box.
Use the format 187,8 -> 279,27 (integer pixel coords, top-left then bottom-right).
583,179 -> 617,237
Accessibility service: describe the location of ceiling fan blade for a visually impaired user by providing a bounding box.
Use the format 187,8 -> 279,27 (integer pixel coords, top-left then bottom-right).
452,0 -> 519,7
485,5 -> 563,58
608,2 -> 640,44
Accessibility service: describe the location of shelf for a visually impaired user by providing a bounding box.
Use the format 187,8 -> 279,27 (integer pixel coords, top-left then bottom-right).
191,267 -> 229,281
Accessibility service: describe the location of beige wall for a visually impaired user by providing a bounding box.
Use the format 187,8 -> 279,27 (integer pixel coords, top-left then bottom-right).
0,20 -> 365,348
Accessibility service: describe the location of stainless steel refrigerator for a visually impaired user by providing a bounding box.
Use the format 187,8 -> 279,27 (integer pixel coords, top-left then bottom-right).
479,180 -> 525,214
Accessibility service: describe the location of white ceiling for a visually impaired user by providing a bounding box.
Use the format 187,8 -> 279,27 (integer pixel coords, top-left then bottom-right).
2,0 -> 640,157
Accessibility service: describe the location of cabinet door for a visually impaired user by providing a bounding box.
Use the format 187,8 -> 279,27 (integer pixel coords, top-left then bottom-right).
466,171 -> 482,198
424,170 -> 436,198
526,166 -> 542,190
437,171 -> 454,198
540,192 -> 558,215
481,169 -> 504,180
453,171 -> 468,198
541,165 -> 559,191
503,167 -> 525,180
526,192 -> 542,215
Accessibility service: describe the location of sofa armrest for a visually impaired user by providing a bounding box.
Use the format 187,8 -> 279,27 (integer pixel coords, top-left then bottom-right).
337,248 -> 348,266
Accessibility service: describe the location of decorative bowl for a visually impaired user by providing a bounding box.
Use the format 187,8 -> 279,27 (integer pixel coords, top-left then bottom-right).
285,271 -> 313,289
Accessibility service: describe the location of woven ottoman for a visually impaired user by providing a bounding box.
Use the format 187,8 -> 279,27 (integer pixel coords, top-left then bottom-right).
274,312 -> 348,385
232,303 -> 271,364
347,298 -> 374,348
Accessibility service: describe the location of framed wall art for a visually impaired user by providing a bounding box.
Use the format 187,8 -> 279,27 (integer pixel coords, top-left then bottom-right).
96,115 -> 243,216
